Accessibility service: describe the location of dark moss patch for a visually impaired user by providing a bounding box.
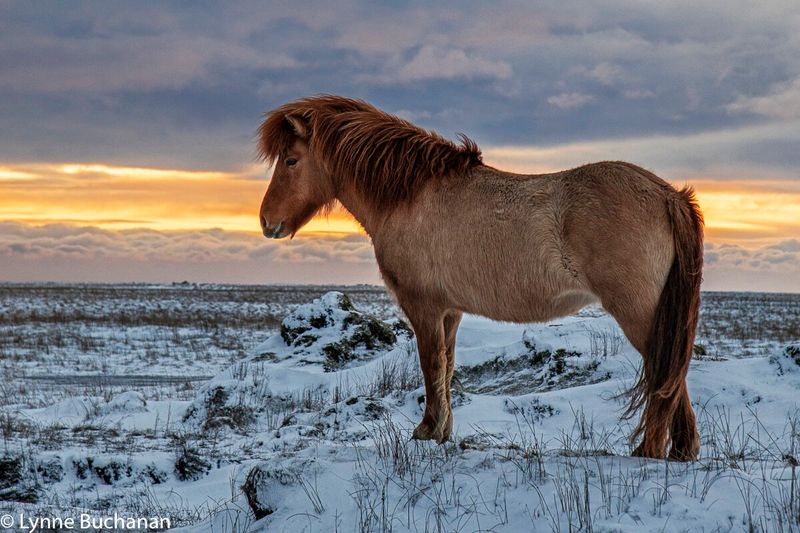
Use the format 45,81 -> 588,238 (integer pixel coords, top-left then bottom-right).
503,397 -> 557,421
281,323 -> 310,345
335,293 -> 355,311
73,457 -> 92,480
392,319 -> 414,338
94,461 -> 133,485
251,351 -> 277,362
37,457 -> 64,483
364,401 -> 386,420
321,316 -> 397,371
295,333 -> 320,347
786,344 -> 800,365
140,464 -> 169,484
693,344 -> 707,357
175,445 -> 211,482
0,455 -> 40,503
309,314 -> 329,328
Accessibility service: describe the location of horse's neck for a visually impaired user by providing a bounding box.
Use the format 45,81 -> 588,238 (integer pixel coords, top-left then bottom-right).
336,185 -> 383,237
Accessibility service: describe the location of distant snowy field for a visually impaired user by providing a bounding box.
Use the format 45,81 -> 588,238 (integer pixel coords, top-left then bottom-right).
1,284 -> 799,532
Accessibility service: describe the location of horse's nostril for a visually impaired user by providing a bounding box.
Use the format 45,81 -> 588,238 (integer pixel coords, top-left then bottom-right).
260,215 -> 268,230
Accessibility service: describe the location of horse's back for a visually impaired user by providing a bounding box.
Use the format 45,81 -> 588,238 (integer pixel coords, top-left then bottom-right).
376,161 -> 677,323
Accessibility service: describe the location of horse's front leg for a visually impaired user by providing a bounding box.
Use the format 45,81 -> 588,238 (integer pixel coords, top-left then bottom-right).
442,310 -> 463,441
403,307 -> 450,443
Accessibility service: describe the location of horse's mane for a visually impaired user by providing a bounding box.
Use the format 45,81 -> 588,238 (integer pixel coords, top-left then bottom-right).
257,95 -> 482,209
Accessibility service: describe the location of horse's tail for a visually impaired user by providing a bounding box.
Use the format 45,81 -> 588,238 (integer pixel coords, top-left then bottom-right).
624,186 -> 704,441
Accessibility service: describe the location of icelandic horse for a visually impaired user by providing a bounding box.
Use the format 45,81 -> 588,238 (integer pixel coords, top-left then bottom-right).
256,95 -> 703,460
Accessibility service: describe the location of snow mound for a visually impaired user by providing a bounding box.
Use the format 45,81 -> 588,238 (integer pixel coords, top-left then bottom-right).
182,292 -> 414,432
38,397 -> 97,421
100,391 -> 148,415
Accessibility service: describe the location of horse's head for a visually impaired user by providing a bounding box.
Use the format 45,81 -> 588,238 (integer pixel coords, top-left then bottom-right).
259,114 -> 334,239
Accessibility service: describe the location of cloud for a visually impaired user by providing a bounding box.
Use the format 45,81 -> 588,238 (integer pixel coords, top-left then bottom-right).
0,29 -> 299,94
0,222 -> 374,265
482,119 -> 800,180
766,239 -> 800,253
546,92 -> 594,110
727,77 -> 800,119
704,241 -> 800,272
571,62 -> 627,86
1,1 -> 799,170
623,89 -> 656,100
0,221 -> 381,284
368,46 -> 511,84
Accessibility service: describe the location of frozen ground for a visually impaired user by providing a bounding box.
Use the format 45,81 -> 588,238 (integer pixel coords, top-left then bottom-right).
0,284 -> 799,532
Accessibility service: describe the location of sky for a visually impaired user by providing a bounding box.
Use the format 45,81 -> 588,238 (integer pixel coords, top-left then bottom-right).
0,1 -> 799,291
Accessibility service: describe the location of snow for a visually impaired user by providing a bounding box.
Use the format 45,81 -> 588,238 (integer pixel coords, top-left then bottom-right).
1,285 -> 799,532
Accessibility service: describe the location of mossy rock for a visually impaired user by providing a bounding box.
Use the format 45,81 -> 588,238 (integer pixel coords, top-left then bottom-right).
242,464 -> 296,520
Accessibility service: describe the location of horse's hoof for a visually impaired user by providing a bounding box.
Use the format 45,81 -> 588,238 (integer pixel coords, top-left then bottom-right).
631,443 -> 665,459
412,421 -> 446,443
440,413 -> 453,443
668,439 -> 700,462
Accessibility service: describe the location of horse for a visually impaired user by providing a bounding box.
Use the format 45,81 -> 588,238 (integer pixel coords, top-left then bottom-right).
256,95 -> 704,461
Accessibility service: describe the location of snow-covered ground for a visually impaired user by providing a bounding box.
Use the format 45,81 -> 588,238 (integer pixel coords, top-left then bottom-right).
1,284 -> 799,532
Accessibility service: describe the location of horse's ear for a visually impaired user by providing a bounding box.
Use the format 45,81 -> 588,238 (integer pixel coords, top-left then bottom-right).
285,114 -> 310,139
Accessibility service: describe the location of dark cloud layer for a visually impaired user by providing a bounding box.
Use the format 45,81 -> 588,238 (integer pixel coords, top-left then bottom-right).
0,222 -> 378,283
0,222 -> 374,264
1,222 -> 798,291
1,1 -> 798,173
705,240 -> 800,272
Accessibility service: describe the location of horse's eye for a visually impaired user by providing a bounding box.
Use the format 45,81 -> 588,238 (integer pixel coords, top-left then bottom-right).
285,158 -> 298,167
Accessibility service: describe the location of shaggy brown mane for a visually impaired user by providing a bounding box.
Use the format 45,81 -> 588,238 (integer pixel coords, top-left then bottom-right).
257,95 -> 482,209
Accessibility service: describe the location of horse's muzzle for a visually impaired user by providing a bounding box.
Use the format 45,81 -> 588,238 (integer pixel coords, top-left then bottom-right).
261,218 -> 286,239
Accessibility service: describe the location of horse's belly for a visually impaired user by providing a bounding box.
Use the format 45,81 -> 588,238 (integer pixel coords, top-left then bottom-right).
446,271 -> 597,323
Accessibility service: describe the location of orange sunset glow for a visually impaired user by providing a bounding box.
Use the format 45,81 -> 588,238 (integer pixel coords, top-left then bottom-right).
0,163 -> 362,234
2,160 -> 797,247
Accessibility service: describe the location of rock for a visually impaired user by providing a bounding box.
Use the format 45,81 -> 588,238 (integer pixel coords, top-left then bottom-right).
278,291 -> 406,371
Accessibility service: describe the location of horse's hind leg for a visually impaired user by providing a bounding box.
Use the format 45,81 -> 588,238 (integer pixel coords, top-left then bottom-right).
630,390 -> 675,458
604,299 -> 673,459
668,383 -> 700,460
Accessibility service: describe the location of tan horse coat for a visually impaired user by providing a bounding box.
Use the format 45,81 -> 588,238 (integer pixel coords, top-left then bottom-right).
257,95 -> 704,461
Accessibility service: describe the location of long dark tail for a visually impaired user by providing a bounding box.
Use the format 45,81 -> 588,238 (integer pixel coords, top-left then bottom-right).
624,187 -> 704,442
